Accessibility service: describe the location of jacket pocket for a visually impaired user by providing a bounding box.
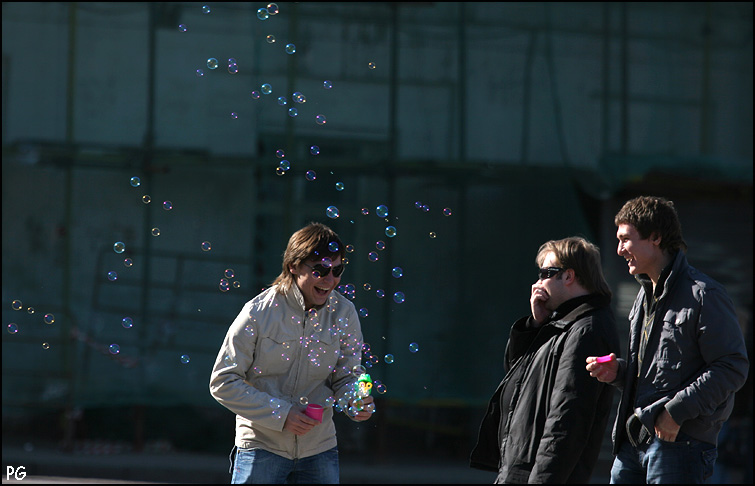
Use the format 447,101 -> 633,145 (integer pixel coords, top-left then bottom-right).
651,310 -> 685,391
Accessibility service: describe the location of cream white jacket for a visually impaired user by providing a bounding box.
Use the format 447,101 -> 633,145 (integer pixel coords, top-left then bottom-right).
209,284 -> 363,459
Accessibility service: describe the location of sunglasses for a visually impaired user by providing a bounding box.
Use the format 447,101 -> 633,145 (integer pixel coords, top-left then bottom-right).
303,262 -> 345,278
538,267 -> 565,280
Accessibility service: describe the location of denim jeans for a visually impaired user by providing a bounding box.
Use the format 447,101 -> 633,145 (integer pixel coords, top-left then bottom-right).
610,433 -> 718,484
229,445 -> 340,484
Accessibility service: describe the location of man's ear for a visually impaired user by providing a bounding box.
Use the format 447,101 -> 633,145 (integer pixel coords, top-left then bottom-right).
649,232 -> 662,248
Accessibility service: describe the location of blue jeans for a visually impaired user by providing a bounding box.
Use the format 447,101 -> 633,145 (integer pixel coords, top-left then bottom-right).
230,446 -> 339,484
610,433 -> 717,484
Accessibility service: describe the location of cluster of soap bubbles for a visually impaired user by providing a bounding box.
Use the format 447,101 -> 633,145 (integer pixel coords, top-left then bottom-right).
219,268 -> 241,293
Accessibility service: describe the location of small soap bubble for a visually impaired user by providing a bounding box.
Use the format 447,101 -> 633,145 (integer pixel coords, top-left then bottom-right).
385,226 -> 397,238
288,108 -> 298,117
196,69 -> 204,77
345,244 -> 355,253
429,232 -> 437,238
277,96 -> 287,106
43,314 -> 55,325
335,182 -> 345,191
376,205 -> 389,218
363,283 -> 372,291
443,207 -> 452,216
368,252 -> 379,262
113,241 -> 126,253
124,258 -> 133,267
233,281 -> 241,289
109,344 -> 120,354
12,300 -> 23,310
393,291 -> 405,303
261,83 -> 272,95
310,145 -> 320,155
266,35 -> 276,43
27,307 -> 35,314
42,342 -> 50,350
142,195 -> 151,204
219,279 -> 230,292
151,228 -> 160,236
326,206 -> 340,219
7,323 -> 18,334
375,241 -> 385,250
299,396 -> 309,406
359,308 -> 369,318
201,241 -> 212,251
376,289 -> 385,298
163,201 -> 173,210
285,44 -> 296,54
384,354 -> 394,364
368,62 -> 376,69
328,241 -> 339,252
202,5 -> 211,14
352,364 -> 367,375
306,170 -> 317,181
279,159 -> 290,171
178,24 -> 187,32
276,149 -> 285,158
316,115 -> 327,125
224,355 -> 236,367
180,354 -> 190,364
361,208 -> 369,216
257,8 -> 269,20
323,80 -> 333,89
251,90 -> 261,99
376,383 -> 387,394
228,64 -> 238,74
409,342 -> 419,353
107,271 -> 118,281
122,317 -> 133,329
225,269 -> 235,279
276,167 -> 286,176
231,112 -> 239,119
130,177 -> 141,187
267,3 -> 279,14
293,92 -> 306,103
206,58 -> 218,69
392,267 -> 403,278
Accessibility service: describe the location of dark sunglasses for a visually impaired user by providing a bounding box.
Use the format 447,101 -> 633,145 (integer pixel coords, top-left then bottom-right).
303,262 -> 345,278
538,267 -> 565,280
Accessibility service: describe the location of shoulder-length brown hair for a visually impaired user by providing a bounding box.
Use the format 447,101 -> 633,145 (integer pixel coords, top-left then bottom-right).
270,222 -> 346,292
536,236 -> 612,298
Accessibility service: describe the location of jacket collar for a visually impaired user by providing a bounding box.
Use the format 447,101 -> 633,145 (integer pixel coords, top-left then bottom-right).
635,250 -> 687,300
549,293 -> 610,329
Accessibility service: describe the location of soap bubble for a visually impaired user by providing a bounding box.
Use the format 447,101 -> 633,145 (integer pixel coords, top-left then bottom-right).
323,80 -> 333,89
392,267 -> 403,278
261,83 -> 272,95
335,182 -> 345,191
122,317 -> 133,329
393,292 -> 405,303
42,342 -> 50,350
306,170 -> 317,181
12,300 -> 23,310
368,252 -> 378,262
328,241 -> 339,252
196,69 -> 204,77
43,314 -> 55,324
225,269 -> 235,279
113,241 -> 126,253
276,167 -> 286,176
151,228 -> 160,236
163,201 -> 173,210
202,5 -> 210,14
279,159 -> 290,171
409,342 -> 419,353
376,383 -> 387,394
376,289 -> 385,298
266,35 -> 276,43
142,195 -> 151,204
293,92 -> 306,103
124,258 -> 133,267
206,58 -> 218,69
251,90 -> 261,99
107,271 -> 118,281
257,8 -> 269,20
288,108 -> 298,117
277,96 -> 287,106
201,241 -> 212,251
376,205 -> 389,218
109,344 -> 120,354
368,62 -> 376,69
219,279 -> 230,292
27,307 -> 35,314
7,323 -> 18,334
310,145 -> 320,155
443,208 -> 452,216
384,354 -> 394,364
429,232 -> 437,238
178,24 -> 187,32
230,112 -> 239,119
316,115 -> 327,125
361,208 -> 369,216
267,3 -> 279,14
345,244 -> 355,253
130,177 -> 140,187
285,44 -> 296,54
385,226 -> 397,238
375,241 -> 385,250
180,354 -> 190,364
326,206 -> 339,219
359,308 -> 369,318
299,396 -> 309,406
276,149 -> 285,158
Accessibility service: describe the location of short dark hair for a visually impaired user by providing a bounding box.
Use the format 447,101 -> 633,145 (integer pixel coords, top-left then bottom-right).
614,196 -> 687,253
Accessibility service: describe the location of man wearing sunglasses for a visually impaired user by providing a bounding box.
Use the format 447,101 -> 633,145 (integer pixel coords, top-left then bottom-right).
586,196 -> 748,484
210,222 -> 374,484
471,236 -> 620,483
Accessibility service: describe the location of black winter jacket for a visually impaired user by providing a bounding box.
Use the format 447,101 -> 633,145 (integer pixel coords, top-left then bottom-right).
470,294 -> 620,483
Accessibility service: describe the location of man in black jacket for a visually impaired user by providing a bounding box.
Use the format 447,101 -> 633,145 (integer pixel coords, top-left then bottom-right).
471,236 -> 620,483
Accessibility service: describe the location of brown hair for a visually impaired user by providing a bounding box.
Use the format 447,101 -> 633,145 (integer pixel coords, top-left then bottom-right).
270,222 -> 346,292
614,196 -> 687,253
536,236 -> 612,298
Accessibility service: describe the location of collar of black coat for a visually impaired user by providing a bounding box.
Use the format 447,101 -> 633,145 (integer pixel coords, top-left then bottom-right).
548,293 -> 610,328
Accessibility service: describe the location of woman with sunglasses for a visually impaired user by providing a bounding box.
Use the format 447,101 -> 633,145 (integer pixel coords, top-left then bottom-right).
470,236 -> 620,483
210,222 -> 373,484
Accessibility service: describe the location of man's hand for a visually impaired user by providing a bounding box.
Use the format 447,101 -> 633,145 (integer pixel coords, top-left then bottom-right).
654,408 -> 680,442
349,395 -> 375,422
530,284 -> 550,324
283,409 -> 319,436
585,353 -> 619,383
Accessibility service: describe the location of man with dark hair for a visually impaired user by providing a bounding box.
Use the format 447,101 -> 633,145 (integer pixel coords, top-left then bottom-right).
471,236 -> 620,483
210,222 -> 374,484
587,196 -> 749,483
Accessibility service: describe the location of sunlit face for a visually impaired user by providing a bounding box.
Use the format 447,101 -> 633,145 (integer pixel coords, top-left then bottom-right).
616,223 -> 663,279
291,256 -> 343,310
535,251 -> 569,312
